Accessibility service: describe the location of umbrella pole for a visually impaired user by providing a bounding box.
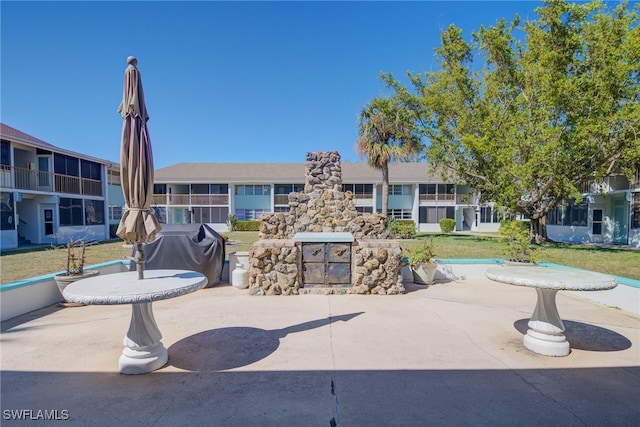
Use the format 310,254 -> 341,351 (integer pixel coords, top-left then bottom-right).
135,242 -> 145,280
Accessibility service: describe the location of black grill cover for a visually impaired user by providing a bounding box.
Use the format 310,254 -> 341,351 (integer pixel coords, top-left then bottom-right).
131,224 -> 225,287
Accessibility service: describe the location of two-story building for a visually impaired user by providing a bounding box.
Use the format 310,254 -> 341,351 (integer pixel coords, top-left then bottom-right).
151,161 -> 498,234
4,123 -> 638,250
546,172 -> 640,247
0,123 -> 118,250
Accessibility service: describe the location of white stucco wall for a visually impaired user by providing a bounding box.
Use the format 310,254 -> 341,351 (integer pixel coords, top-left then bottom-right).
0,229 -> 18,250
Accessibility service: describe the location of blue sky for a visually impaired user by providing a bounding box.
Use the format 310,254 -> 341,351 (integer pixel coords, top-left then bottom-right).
2,1 -> 545,169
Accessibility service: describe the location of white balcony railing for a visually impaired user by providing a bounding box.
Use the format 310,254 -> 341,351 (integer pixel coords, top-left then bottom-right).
0,165 -> 102,196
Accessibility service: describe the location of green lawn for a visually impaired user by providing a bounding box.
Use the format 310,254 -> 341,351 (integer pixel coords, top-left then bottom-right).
1,231 -> 638,284
403,234 -> 640,281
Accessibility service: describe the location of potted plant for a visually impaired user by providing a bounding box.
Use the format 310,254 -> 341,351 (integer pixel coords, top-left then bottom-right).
499,220 -> 538,265
53,238 -> 99,306
405,237 -> 439,285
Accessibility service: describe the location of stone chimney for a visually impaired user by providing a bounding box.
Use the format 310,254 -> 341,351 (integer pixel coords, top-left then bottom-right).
259,151 -> 388,239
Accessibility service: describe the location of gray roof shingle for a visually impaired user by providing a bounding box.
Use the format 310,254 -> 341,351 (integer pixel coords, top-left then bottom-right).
155,161 -> 445,183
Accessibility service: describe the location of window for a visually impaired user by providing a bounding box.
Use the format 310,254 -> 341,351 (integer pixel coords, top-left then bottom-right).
547,206 -> 561,225
235,208 -> 269,220
419,206 -> 454,223
441,184 -> 455,195
356,206 -> 373,214
547,202 -> 588,226
84,199 -> 105,225
154,184 -> 167,194
80,160 -> 101,180
568,204 -> 587,226
592,209 -> 603,235
191,184 -> 209,194
54,154 -> 79,176
389,185 -> 412,195
254,185 -> 269,196
479,207 -> 497,223
274,206 -> 290,213
210,184 -> 228,194
0,192 -> 14,230
192,206 -> 229,223
419,184 -> 454,200
388,208 -> 412,220
1,140 -> 10,166
275,184 -> 303,194
109,205 -> 123,221
419,184 -> 437,195
152,206 -> 167,223
235,185 -> 270,196
214,207 -> 229,223
632,193 -> 640,229
343,184 -> 373,195
59,197 -> 83,226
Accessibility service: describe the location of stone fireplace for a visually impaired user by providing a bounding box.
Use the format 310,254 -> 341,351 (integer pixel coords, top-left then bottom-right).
248,151 -> 404,295
295,232 -> 353,288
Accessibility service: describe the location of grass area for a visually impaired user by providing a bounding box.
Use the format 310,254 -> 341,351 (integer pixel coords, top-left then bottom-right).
1,239 -> 133,284
403,234 -> 640,281
1,231 -> 638,283
0,231 -> 260,284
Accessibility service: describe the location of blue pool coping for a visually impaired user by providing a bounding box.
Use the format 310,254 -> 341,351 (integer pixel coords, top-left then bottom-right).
434,258 -> 640,289
0,259 -> 130,292
3,258 -> 638,291
537,262 -> 640,289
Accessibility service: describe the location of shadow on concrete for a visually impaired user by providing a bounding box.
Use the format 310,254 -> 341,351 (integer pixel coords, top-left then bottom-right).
168,312 -> 363,371
513,318 -> 632,352
1,303 -> 65,333
403,281 -> 455,294
2,367 -> 639,426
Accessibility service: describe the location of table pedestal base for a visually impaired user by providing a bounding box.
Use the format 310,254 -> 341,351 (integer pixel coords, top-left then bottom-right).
119,302 -> 168,374
523,289 -> 570,357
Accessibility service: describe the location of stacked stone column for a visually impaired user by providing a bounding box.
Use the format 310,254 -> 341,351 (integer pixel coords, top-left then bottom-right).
250,151 -> 403,295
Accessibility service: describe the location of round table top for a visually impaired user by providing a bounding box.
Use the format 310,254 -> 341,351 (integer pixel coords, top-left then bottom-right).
485,266 -> 617,291
63,269 -> 208,305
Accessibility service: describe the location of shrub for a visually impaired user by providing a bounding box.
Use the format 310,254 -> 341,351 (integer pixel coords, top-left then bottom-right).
439,218 -> 456,233
226,214 -> 238,232
499,219 -> 530,233
388,218 -> 416,239
235,220 -> 260,231
499,220 -> 537,262
405,238 -> 438,266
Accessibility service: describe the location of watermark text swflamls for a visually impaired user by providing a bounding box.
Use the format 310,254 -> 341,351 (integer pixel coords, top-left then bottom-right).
3,409 -> 70,421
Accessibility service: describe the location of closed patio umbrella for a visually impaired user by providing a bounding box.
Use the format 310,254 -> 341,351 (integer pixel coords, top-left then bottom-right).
116,56 -> 161,279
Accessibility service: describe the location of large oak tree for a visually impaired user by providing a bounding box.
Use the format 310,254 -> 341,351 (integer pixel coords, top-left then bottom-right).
385,0 -> 639,240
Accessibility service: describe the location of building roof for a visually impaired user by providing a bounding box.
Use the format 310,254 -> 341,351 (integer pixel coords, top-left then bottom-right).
0,123 -> 58,149
155,161 -> 446,184
0,123 -> 113,165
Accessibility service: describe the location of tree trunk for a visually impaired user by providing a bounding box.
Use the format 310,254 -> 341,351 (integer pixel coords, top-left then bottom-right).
381,163 -> 389,217
530,216 -> 547,243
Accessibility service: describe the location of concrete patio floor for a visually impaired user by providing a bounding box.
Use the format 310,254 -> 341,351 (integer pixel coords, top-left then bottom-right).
1,266 -> 639,426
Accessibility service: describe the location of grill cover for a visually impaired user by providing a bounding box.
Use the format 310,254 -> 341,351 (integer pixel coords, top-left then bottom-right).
131,223 -> 225,287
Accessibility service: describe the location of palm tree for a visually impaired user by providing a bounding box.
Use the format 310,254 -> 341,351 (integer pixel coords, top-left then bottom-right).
355,96 -> 423,217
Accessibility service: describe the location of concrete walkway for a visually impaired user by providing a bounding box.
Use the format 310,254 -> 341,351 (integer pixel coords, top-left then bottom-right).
1,266 -> 639,426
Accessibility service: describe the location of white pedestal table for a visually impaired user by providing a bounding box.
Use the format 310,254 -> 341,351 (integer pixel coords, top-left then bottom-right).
63,269 -> 207,374
485,266 -> 617,357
